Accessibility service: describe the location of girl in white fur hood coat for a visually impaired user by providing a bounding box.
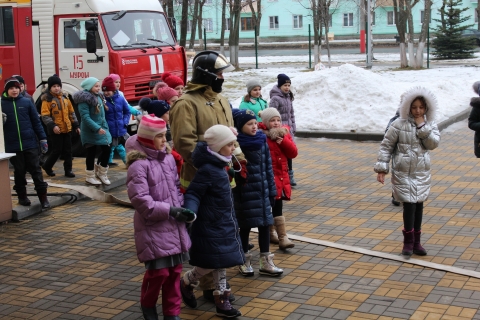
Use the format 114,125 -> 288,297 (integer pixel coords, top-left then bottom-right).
374,86 -> 441,257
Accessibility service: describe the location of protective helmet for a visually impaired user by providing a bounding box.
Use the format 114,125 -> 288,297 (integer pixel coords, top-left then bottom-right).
191,51 -> 234,85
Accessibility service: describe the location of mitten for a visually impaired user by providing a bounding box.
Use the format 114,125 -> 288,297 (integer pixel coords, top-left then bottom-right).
269,196 -> 276,208
40,140 -> 48,154
169,207 -> 196,223
2,112 -> 6,124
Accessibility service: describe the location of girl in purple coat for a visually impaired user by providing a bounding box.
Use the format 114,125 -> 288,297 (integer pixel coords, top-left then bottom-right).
269,74 -> 298,186
126,114 -> 196,320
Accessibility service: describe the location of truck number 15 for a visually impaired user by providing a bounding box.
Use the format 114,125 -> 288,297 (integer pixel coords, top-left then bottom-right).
73,55 -> 84,70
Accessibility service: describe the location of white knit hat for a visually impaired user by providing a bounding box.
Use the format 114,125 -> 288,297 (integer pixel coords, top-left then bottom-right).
259,108 -> 281,128
204,125 -> 237,153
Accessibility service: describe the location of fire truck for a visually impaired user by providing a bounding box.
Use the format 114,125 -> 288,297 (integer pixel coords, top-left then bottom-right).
0,0 -> 187,153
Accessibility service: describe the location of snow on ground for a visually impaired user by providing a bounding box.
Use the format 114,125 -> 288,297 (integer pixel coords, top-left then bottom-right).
221,53 -> 479,133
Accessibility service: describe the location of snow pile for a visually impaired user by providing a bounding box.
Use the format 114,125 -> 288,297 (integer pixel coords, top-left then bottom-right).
229,64 -> 475,132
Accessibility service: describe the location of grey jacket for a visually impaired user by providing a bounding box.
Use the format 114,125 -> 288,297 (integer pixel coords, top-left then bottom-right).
374,87 -> 441,203
269,85 -> 296,134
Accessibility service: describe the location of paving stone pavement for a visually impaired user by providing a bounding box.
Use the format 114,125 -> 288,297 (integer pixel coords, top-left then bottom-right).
2,120 -> 480,319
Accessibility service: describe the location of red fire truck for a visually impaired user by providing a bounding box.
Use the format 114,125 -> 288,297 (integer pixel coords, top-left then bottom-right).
0,0 -> 187,151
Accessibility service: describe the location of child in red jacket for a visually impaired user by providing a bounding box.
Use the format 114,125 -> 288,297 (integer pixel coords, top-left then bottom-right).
258,108 -> 298,250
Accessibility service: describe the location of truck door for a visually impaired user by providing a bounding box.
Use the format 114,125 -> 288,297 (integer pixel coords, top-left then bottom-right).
57,18 -> 109,89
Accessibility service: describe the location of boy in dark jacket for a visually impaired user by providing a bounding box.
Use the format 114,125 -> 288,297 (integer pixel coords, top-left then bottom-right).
41,74 -> 80,178
1,77 -> 50,209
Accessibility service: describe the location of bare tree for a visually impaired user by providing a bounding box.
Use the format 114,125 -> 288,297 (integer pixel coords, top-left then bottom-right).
477,2 -> 480,31
179,0 -> 189,47
219,0 -> 227,54
196,0 -> 207,47
228,0 -> 242,68
247,0 -> 263,39
393,0 -> 409,67
413,0 -> 432,68
188,0 -> 200,49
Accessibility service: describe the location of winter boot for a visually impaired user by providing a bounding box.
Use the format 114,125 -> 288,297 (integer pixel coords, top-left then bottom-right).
213,289 -> 242,318
288,170 -> 297,186
95,164 -> 111,185
402,229 -> 414,256
64,170 -> 75,178
164,316 -> 181,320
274,216 -> 295,250
259,253 -> 283,276
16,188 -> 31,206
180,275 -> 198,308
238,251 -> 254,276
140,306 -> 158,320
204,282 -> 235,303
270,225 -> 279,244
42,165 -> 56,177
37,190 -> 50,209
85,169 -> 102,185
413,230 -> 427,256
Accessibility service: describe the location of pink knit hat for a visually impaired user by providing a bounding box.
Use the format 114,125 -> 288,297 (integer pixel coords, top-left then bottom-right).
109,74 -> 121,81
154,82 -> 178,102
137,115 -> 167,149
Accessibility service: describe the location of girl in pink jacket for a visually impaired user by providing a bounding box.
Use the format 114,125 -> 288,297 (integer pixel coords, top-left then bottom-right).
126,114 -> 196,320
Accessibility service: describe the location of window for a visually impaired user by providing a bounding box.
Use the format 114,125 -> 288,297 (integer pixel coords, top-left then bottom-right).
420,10 -> 431,23
329,13 -> 333,27
64,20 -> 102,49
0,7 -> 14,45
225,18 -> 230,31
241,17 -> 253,31
387,11 -> 395,25
372,12 -> 376,25
203,18 -> 213,32
269,16 -> 279,29
187,20 -> 193,33
205,0 -> 212,4
343,13 -> 353,27
293,15 -> 303,28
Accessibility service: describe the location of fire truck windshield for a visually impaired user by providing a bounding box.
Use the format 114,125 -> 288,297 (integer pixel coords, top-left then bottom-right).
101,11 -> 175,50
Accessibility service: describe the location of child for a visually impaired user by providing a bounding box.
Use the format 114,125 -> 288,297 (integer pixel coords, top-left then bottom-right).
468,81 -> 480,158
239,80 -> 268,122
258,108 -> 298,250
102,76 -> 130,167
269,74 -> 297,186
161,72 -> 184,97
109,73 -> 141,119
13,75 -> 35,104
180,125 -> 243,318
73,77 -> 112,185
232,109 -> 282,277
40,74 -> 80,178
125,114 -> 194,320
153,81 -> 179,106
375,87 -> 440,257
1,77 -> 50,209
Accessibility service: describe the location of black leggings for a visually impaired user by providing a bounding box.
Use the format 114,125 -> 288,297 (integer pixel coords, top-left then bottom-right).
288,158 -> 293,171
85,145 -> 111,170
240,226 -> 270,253
403,202 -> 423,232
272,199 -> 283,217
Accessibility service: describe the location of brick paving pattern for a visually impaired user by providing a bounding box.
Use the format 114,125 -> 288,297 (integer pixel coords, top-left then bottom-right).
2,121 -> 480,319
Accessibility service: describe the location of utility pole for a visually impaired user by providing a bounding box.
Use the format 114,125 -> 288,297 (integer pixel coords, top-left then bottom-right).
360,0 -> 366,53
366,0 -> 372,68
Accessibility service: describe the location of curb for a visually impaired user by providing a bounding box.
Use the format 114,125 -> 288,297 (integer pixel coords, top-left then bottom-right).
12,174 -> 127,221
295,107 -> 470,141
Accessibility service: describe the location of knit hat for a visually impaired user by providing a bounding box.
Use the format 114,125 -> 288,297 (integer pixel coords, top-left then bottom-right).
154,82 -> 178,102
13,75 -> 25,84
81,77 -> 100,91
3,77 -> 21,93
246,79 -> 261,94
473,81 -> 480,96
277,74 -> 291,87
259,108 -> 281,128
161,72 -> 184,89
102,76 -> 116,92
109,74 -> 121,81
137,114 -> 167,149
204,125 -> 237,153
139,97 -> 170,118
47,74 -> 62,90
233,108 -> 257,132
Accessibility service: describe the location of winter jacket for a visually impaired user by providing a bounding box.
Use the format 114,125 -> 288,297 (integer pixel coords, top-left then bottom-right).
1,93 -> 46,153
73,90 -> 112,146
468,97 -> 480,157
233,132 -> 277,229
105,91 -> 130,138
170,83 -> 243,191
374,87 -> 441,203
21,91 -> 35,105
239,97 -> 268,122
183,142 -> 244,269
258,123 -> 298,200
125,135 -> 191,263
385,109 -> 400,134
269,85 -> 296,134
40,91 -> 79,134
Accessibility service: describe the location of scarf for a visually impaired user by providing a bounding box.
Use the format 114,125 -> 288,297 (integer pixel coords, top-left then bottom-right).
236,130 -> 266,151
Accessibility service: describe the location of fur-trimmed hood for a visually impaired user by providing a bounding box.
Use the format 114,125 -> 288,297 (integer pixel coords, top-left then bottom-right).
471,97 -> 480,109
399,86 -> 437,122
72,90 -> 103,108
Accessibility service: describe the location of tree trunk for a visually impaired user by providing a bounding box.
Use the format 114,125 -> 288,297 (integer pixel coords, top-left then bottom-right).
219,0 -> 227,55
228,0 -> 241,68
166,0 -> 174,20
478,1 -> 480,31
197,0 -> 206,48
311,0 -> 321,65
189,0 -> 199,49
414,0 -> 431,68
179,0 -> 189,47
321,0 -> 331,67
394,0 -> 409,67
